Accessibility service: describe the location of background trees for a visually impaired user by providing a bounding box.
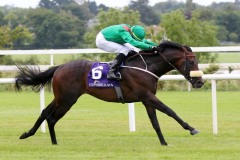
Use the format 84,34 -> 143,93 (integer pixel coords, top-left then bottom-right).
0,0 -> 239,52
129,0 -> 159,25
0,25 -> 32,64
0,25 -> 32,49
160,10 -> 218,47
26,8 -> 85,49
215,11 -> 240,42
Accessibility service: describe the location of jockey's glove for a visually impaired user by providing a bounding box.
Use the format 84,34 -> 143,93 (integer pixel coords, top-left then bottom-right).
151,46 -> 158,54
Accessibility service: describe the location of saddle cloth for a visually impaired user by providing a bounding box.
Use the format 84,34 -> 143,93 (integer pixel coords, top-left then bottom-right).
88,62 -> 120,87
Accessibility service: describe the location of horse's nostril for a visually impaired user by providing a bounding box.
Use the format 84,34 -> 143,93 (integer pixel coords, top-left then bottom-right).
197,81 -> 204,87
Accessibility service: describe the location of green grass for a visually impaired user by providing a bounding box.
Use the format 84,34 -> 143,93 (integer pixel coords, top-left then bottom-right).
0,91 -> 240,160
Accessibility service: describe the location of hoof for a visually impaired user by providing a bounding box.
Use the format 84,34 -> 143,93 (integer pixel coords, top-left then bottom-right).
190,129 -> 199,135
19,132 -> 28,139
161,142 -> 168,146
52,141 -> 58,145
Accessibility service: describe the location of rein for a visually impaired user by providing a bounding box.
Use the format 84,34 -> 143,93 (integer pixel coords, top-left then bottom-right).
121,65 -> 160,79
121,51 -> 159,80
135,52 -> 148,70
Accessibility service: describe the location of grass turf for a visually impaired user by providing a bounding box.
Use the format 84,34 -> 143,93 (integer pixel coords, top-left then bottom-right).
0,91 -> 239,160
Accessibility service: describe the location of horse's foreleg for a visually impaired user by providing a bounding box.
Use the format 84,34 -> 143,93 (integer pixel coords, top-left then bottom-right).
144,105 -> 167,146
157,101 -> 199,135
143,95 -> 199,136
20,101 -> 55,140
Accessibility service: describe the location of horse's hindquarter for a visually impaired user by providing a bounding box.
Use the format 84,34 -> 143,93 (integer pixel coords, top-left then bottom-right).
52,60 -> 92,101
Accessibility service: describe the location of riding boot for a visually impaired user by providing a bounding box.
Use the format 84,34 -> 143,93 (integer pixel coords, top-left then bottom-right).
107,53 -> 126,80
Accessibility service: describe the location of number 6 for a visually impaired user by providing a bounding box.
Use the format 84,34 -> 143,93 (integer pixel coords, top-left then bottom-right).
92,66 -> 103,79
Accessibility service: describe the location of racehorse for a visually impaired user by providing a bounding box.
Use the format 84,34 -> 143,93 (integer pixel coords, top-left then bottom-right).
15,40 -> 204,146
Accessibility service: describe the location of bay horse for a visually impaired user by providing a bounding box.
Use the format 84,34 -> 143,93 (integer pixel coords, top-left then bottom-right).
15,40 -> 204,146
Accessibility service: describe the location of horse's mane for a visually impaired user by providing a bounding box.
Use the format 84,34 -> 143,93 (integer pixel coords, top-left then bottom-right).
138,40 -> 192,54
127,40 -> 192,61
157,40 -> 184,53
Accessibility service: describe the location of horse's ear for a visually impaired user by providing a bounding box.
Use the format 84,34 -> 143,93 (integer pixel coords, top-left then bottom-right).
182,46 -> 194,56
182,45 -> 193,52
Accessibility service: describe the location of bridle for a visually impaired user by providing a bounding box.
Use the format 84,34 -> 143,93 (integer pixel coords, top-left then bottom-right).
158,47 -> 199,83
122,46 -> 202,82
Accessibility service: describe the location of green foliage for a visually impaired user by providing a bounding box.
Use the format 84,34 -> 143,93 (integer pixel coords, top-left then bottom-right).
1,0 -> 240,49
0,25 -> 32,49
215,10 -> 240,42
203,64 -> 220,74
39,0 -> 74,8
153,1 -> 185,14
157,10 -> 219,63
216,25 -> 229,42
129,0 -> 160,25
160,10 -> 219,46
16,55 -> 40,65
87,1 -> 99,15
0,26 -> 12,49
0,10 -> 7,25
61,1 -> 94,21
26,8 -> 85,49
0,55 -> 15,65
0,55 -> 40,65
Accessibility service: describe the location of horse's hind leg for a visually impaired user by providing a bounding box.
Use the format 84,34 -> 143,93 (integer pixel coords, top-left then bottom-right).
47,107 -> 70,145
19,101 -> 55,139
46,98 -> 78,145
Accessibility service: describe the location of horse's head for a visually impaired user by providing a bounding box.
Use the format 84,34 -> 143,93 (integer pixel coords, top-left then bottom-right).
156,41 -> 204,88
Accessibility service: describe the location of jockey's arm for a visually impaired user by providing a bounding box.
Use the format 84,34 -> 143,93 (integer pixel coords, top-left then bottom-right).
143,39 -> 158,46
120,30 -> 154,50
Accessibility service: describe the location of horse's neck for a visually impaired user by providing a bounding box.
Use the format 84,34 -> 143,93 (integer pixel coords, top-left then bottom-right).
125,54 -> 174,77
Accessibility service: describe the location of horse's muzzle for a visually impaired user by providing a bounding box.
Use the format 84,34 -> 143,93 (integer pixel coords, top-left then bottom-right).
190,78 -> 204,88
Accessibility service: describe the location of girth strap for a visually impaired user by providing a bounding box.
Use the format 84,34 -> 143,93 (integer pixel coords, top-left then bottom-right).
114,86 -> 125,104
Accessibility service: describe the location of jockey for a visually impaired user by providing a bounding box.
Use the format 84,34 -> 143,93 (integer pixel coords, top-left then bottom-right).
96,24 -> 157,80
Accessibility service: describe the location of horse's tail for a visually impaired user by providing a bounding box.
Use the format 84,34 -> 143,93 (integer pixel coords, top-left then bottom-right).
15,65 -> 60,92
